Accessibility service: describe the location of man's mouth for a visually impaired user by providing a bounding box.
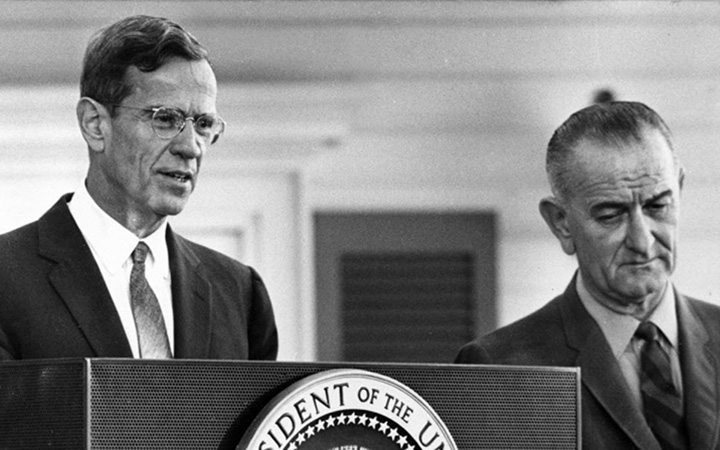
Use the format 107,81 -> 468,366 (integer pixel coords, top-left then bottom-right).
623,259 -> 655,269
161,171 -> 192,183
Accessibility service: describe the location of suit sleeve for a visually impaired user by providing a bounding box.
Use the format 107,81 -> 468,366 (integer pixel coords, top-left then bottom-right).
247,267 -> 279,360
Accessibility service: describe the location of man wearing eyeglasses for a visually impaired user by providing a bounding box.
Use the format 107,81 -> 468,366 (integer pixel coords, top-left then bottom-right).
0,15 -> 278,360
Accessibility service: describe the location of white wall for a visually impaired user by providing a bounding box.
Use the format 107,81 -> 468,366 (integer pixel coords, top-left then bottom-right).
2,2 -> 720,360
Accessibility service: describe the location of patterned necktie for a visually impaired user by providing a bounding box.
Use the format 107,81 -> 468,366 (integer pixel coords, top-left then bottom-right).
635,321 -> 687,450
130,242 -> 172,359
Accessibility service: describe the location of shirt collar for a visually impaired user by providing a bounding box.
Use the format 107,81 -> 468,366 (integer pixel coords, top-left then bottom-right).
142,224 -> 170,279
68,182 -> 169,277
577,272 -> 678,359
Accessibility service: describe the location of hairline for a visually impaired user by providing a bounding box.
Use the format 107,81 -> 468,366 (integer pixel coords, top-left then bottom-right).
79,15 -> 210,113
550,124 -> 683,204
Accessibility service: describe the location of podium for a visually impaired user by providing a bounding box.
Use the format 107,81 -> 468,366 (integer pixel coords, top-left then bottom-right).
0,358 -> 580,449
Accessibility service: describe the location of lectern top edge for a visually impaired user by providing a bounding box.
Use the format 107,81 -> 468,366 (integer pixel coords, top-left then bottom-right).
0,356 -> 581,375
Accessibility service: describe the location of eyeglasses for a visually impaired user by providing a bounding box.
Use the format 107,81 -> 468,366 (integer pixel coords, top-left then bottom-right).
109,104 -> 226,145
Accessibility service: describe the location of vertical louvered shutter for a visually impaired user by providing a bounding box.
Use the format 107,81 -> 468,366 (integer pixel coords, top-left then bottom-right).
340,251 -> 474,362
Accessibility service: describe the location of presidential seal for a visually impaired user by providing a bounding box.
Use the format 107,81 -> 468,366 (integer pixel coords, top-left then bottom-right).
237,369 -> 458,450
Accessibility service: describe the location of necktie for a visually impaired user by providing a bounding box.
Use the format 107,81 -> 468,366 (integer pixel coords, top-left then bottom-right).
130,242 -> 172,359
635,321 -> 687,450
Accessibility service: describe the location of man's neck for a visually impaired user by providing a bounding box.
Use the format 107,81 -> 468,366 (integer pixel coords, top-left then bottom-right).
577,272 -> 667,321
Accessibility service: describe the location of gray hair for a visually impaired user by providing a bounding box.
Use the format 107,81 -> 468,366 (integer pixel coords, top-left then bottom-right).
80,15 -> 209,114
546,101 -> 679,200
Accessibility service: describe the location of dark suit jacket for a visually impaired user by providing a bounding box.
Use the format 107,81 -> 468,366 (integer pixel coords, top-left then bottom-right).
455,275 -> 720,450
0,194 -> 278,360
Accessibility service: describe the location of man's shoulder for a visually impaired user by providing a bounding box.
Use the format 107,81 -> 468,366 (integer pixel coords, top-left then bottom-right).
0,213 -> 45,253
0,197 -> 76,278
481,296 -> 565,344
684,293 -> 720,308
0,194 -> 73,238
0,219 -> 39,242
456,294 -> 569,365
682,293 -> 720,323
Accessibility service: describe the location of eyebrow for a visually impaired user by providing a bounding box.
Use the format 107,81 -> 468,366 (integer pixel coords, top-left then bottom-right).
590,189 -> 674,212
647,189 -> 673,203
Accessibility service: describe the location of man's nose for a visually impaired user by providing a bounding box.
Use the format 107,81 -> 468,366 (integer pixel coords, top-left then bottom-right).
625,209 -> 653,254
169,119 -> 203,159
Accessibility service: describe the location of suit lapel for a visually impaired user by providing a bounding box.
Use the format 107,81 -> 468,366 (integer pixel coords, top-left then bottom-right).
677,293 -> 720,449
560,278 -> 660,450
167,228 -> 212,358
39,195 -> 132,357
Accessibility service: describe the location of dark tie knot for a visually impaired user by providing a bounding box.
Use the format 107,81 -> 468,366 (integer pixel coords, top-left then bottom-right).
635,321 -> 660,343
132,242 -> 150,265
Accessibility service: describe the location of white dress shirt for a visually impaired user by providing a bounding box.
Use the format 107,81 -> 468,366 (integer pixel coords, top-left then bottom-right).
577,273 -> 683,411
67,184 -> 174,357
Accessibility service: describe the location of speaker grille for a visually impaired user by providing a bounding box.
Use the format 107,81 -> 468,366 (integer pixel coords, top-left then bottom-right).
442,369 -> 578,449
84,360 -> 579,450
0,360 -> 85,449
89,361 -> 267,449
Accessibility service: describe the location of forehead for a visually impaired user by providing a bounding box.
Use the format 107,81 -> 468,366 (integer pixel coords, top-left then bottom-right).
567,129 -> 679,202
124,57 -> 217,108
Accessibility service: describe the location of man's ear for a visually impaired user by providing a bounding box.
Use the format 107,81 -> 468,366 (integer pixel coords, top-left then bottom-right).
76,97 -> 110,153
678,166 -> 685,191
539,196 -> 576,255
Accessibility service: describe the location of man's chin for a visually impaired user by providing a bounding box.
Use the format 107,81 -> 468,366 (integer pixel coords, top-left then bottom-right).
616,278 -> 667,304
152,198 -> 189,218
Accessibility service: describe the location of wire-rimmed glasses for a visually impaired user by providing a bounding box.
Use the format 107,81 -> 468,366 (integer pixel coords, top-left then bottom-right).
109,104 -> 226,145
